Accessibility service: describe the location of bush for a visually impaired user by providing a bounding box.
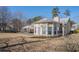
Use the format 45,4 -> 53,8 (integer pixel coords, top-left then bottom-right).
65,35 -> 79,52
4,29 -> 18,33
75,30 -> 79,33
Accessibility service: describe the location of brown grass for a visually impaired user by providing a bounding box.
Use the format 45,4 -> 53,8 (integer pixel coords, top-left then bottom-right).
0,33 -> 79,52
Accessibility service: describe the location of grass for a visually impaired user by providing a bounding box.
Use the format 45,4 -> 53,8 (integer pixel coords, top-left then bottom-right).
0,33 -> 29,39
0,33 -> 79,52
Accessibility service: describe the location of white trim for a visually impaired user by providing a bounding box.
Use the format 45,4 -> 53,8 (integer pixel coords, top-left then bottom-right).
45,24 -> 48,36
62,26 -> 65,36
52,24 -> 54,36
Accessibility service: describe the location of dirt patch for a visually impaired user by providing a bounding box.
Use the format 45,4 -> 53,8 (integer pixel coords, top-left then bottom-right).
0,33 -> 79,52
4,45 -> 25,52
8,37 -> 26,46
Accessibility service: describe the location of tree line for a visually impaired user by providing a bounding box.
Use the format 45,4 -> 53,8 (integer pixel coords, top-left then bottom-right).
0,6 -> 75,32
52,7 -> 75,26
0,6 -> 43,32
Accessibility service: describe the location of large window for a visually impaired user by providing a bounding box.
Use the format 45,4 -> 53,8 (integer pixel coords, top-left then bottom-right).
38,27 -> 40,34
54,24 -> 57,35
59,24 -> 62,34
48,24 -> 52,35
41,25 -> 46,35
48,27 -> 52,35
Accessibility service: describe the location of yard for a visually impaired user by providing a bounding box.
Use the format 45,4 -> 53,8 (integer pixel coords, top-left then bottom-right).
0,33 -> 79,52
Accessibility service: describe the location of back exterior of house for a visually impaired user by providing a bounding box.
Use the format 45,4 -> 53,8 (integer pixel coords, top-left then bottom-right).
34,16 -> 71,36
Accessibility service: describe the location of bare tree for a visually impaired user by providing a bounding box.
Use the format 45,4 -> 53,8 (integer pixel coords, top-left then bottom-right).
11,12 -> 24,32
52,7 -> 60,18
65,35 -> 79,52
12,18 -> 22,32
63,9 -> 70,17
26,18 -> 33,25
0,6 -> 11,32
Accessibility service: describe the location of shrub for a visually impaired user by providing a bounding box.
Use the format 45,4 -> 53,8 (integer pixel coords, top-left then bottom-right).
65,35 -> 79,52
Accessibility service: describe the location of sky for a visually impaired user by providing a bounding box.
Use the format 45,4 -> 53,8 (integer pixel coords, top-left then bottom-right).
8,6 -> 79,23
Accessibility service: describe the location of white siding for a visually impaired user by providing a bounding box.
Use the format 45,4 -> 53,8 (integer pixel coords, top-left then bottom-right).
52,24 -> 54,36
34,24 -> 40,35
46,24 -> 48,36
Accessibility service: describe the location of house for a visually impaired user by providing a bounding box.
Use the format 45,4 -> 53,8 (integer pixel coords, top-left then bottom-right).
22,25 -> 34,33
34,16 -> 71,36
0,22 -> 13,32
71,23 -> 79,31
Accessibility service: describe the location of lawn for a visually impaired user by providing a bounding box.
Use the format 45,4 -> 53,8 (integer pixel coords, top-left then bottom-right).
0,33 -> 79,52
0,33 -> 30,39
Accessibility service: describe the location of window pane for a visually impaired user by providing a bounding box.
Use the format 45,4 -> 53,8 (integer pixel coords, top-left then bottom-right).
48,27 -> 52,35
42,25 -> 46,34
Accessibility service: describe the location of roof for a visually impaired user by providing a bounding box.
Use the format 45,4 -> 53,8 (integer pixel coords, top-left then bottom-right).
60,17 -> 70,24
34,18 -> 62,24
22,25 -> 34,29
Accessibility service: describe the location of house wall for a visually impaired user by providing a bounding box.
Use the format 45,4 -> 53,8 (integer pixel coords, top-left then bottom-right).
34,24 -> 48,36
52,24 -> 54,36
34,17 -> 72,36
53,23 -> 62,36
34,24 -> 40,35
66,22 -> 71,34
34,23 -> 62,36
62,22 -> 71,36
